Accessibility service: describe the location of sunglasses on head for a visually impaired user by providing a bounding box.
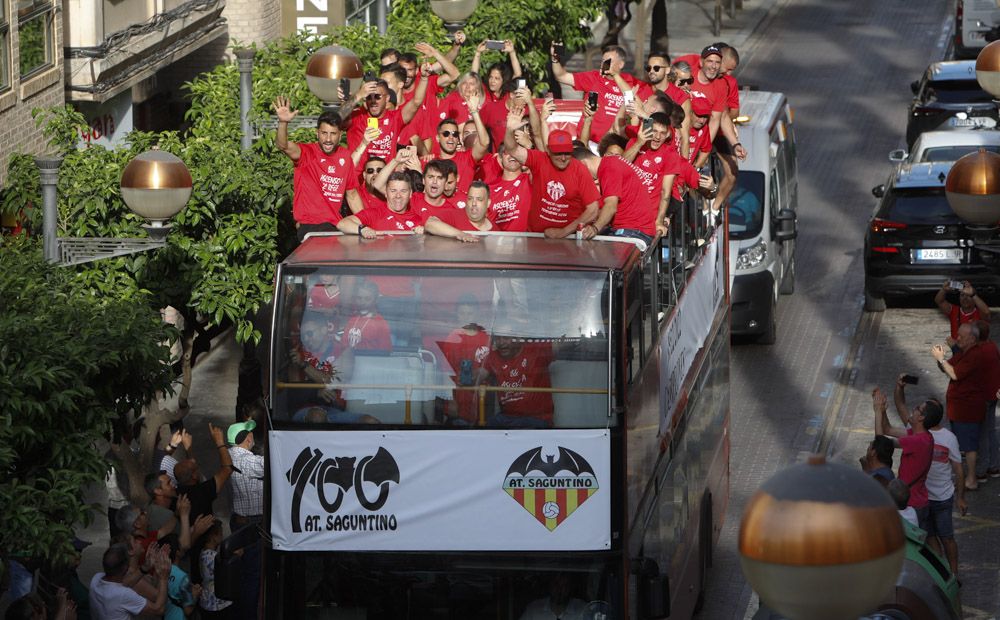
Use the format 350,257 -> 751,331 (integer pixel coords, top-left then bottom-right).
365,167 -> 384,174
439,130 -> 460,138
645,64 -> 665,72
678,78 -> 694,85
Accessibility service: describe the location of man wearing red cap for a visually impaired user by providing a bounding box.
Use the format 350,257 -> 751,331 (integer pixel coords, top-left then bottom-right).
503,106 -> 600,237
687,97 -> 715,168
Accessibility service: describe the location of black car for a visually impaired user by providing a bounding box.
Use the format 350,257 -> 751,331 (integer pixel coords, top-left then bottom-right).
864,161 -> 1000,311
905,60 -> 997,148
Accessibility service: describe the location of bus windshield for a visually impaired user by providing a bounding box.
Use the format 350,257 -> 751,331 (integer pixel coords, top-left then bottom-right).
727,170 -> 766,240
272,267 -> 612,429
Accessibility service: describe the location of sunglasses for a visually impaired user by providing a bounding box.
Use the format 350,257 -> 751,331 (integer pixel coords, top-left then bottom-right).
645,65 -> 665,72
439,130 -> 460,138
366,94 -> 383,101
365,167 -> 384,174
678,78 -> 694,85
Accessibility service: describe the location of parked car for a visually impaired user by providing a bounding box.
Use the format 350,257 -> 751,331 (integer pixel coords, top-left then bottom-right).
955,0 -> 1000,59
864,161 -> 1000,311
905,60 -> 996,148
889,130 -> 1000,164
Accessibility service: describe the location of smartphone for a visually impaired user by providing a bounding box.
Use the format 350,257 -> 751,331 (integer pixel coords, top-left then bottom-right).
623,90 -> 634,106
553,42 -> 565,60
363,71 -> 376,82
485,39 -> 505,51
949,280 -> 964,290
587,91 -> 599,110
517,78 -> 527,89
367,117 -> 379,130
601,58 -> 611,73
642,117 -> 654,132
901,374 -> 920,385
339,77 -> 351,99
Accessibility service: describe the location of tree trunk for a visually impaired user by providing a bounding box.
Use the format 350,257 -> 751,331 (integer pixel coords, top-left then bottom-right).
601,0 -> 634,49
112,398 -> 182,506
650,0 -> 669,55
178,322 -> 196,412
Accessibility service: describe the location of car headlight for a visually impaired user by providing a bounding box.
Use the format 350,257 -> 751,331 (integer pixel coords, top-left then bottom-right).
736,239 -> 767,270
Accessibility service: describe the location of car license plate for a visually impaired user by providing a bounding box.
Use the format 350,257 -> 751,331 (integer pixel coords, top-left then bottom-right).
950,116 -> 997,128
913,248 -> 963,263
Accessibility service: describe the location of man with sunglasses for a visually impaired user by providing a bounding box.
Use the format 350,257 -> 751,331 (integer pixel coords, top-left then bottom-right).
358,157 -> 388,212
274,97 -> 365,242
427,111 -> 489,195
345,74 -> 428,165
642,51 -> 692,160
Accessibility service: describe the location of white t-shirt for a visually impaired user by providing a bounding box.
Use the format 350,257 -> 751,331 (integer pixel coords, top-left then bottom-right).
926,427 -> 961,501
899,507 -> 918,527
89,573 -> 148,620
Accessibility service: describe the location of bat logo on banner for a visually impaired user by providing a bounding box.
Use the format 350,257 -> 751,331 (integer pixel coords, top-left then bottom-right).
502,446 -> 599,531
285,446 -> 400,533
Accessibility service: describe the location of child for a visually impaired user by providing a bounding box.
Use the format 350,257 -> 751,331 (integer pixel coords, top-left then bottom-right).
198,521 -> 233,619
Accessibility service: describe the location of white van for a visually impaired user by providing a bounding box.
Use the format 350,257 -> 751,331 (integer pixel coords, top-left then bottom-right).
727,90 -> 798,344
956,0 -> 1000,60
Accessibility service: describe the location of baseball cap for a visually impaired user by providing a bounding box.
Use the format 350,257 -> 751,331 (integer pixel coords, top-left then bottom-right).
701,45 -> 723,60
691,97 -> 713,117
547,129 -> 574,154
227,420 -> 256,445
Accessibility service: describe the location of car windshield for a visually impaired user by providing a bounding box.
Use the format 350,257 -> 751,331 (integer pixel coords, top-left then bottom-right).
925,80 -> 993,104
919,145 -> 1000,162
728,170 -> 765,240
272,267 -> 612,429
883,188 -> 960,224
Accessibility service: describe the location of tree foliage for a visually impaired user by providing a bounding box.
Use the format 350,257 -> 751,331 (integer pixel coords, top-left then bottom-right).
0,238 -> 174,569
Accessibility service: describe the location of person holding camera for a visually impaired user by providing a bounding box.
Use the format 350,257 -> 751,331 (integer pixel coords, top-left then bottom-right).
934,280 -> 990,340
872,386 -> 935,531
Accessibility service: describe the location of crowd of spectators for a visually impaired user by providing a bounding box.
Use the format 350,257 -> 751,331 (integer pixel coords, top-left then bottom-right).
274,34 -> 743,247
865,280 -> 1000,580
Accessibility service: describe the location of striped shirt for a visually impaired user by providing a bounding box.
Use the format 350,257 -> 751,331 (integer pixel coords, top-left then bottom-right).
228,446 -> 264,517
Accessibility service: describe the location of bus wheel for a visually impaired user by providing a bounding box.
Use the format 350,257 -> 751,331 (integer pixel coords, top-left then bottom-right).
864,284 -> 886,312
779,258 -> 795,295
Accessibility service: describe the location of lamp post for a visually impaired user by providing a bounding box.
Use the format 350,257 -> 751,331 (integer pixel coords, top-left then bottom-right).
305,45 -> 364,108
39,147 -> 191,265
739,456 -> 905,620
235,48 -> 256,151
428,0 -> 478,33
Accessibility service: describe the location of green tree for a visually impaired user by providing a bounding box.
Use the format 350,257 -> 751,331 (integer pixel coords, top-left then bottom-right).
0,238 -> 174,572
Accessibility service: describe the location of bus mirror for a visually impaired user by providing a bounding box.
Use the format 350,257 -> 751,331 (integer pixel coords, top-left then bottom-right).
215,523 -> 260,600
775,209 -> 797,242
888,149 -> 907,163
632,557 -> 670,618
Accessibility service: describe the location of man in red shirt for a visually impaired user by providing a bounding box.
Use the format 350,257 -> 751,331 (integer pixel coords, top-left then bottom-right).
482,147 -> 531,232
274,97 -> 364,242
357,157 -> 387,212
873,387 -> 938,530
433,181 -> 495,232
484,329 -> 556,428
934,280 -> 990,340
428,106 -> 489,194
687,97 -> 714,167
551,44 -> 646,145
572,149 -> 663,243
933,323 -> 989,490
438,296 -> 491,425
340,278 -> 392,353
644,51 -> 691,159
344,76 -> 427,165
624,112 -> 710,210
678,46 -> 745,158
503,107 -> 600,237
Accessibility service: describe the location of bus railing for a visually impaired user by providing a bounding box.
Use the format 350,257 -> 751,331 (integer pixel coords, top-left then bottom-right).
274,381 -> 609,426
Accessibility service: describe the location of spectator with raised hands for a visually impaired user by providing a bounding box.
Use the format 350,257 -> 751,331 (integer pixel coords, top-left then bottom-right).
934,280 -> 990,341
89,542 -> 171,618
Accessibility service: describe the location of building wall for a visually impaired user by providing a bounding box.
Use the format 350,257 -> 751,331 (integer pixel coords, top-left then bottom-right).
224,0 -> 282,47
0,0 -> 64,188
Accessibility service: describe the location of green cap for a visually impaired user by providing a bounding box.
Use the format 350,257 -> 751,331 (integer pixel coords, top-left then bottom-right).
227,420 -> 256,445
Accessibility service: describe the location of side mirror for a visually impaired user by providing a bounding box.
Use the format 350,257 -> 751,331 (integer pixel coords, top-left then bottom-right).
633,557 -> 670,618
775,208 -> 797,242
888,149 -> 907,163
872,184 -> 886,199
910,80 -> 920,95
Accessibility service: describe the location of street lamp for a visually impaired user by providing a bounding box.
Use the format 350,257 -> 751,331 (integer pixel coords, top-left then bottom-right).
39,147 -> 191,265
305,45 -> 364,106
739,456 -> 905,620
428,0 -> 478,33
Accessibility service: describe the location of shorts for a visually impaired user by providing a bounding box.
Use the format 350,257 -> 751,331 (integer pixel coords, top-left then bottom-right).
951,420 -> 981,452
926,497 -> 955,539
914,504 -> 931,533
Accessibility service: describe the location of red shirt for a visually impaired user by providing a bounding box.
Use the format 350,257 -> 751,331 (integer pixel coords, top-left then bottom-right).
665,83 -> 690,107
523,149 -> 601,232
898,429 -> 933,509
484,342 -> 555,422
306,284 -> 341,314
341,313 -> 392,352
347,108 -> 406,164
292,143 -> 359,225
410,192 -> 459,221
687,124 -> 713,164
572,71 -> 644,142
358,185 -> 386,212
488,172 -> 532,232
432,208 -> 492,232
946,343 -> 988,423
399,74 -> 441,144
948,305 -> 982,339
356,204 -> 427,231
439,328 -> 492,423
676,55 -> 739,110
597,156 -> 659,235
980,340 -> 1000,400
479,94 -> 511,149
433,148 -> 478,194
632,142 -> 700,201
438,91 -> 472,126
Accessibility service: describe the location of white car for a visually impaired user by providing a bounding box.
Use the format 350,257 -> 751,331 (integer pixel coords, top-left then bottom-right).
956,0 -> 1000,59
889,130 -> 1000,164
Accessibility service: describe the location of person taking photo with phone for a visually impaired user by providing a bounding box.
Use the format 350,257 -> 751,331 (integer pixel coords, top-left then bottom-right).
934,280 -> 990,341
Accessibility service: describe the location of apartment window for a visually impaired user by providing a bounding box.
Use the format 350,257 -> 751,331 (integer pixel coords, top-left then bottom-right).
1,0 -> 10,90
17,0 -> 53,79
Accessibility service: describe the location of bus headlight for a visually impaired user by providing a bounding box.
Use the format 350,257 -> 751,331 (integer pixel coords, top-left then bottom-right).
736,240 -> 767,270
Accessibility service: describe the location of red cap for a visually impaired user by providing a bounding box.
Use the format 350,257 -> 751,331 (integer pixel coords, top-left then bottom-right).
547,129 -> 574,154
691,96 -> 713,117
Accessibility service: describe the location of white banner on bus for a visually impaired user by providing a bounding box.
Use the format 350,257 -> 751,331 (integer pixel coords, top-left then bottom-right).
659,234 -> 725,435
269,429 -> 611,551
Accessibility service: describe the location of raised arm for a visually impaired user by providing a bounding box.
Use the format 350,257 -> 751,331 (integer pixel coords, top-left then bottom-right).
401,71 -> 429,124
273,96 -> 301,161
719,112 -> 747,160
350,126 -> 380,166
579,96 -> 596,145
934,281 -> 953,314
415,42 -> 460,88
471,40 -> 486,75
209,423 -> 233,492
932,344 -> 959,381
505,39 -> 523,79
623,123 -> 651,163
550,42 -> 575,87
503,105 -> 529,164
872,387 -> 904,441
372,147 -> 412,194
525,89 -> 549,150
465,93 -> 491,160
892,374 -> 912,427
443,31 -> 465,64
964,281 -> 991,319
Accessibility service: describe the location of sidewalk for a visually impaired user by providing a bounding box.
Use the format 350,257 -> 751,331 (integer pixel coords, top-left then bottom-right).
566,0 -> 786,83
